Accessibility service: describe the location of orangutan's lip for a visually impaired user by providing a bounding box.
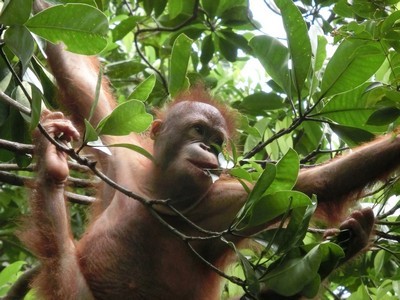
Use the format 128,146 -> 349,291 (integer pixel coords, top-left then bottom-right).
187,159 -> 219,170
187,159 -> 221,180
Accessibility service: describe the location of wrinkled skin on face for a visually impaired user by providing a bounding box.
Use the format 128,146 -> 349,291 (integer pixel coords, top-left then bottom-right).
150,101 -> 228,208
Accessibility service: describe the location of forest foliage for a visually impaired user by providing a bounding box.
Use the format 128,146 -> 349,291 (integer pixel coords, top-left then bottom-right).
1,0 -> 400,299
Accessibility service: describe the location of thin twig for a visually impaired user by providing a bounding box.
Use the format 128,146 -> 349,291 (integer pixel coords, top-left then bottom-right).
0,91 -> 31,116
300,147 -> 349,164
242,94 -> 329,160
376,230 -> 400,242
242,119 -> 302,160
165,202 -> 225,236
0,47 -> 32,106
186,242 -> 245,286
378,200 -> 400,219
64,192 -> 96,205
133,0 -> 200,93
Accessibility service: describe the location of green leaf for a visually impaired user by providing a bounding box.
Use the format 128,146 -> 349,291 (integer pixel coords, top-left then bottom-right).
333,0 -> 354,18
169,34 -> 192,97
128,74 -> 156,102
381,10 -> 400,34
220,29 -> 251,54
267,148 -> 299,194
240,92 -> 284,115
138,0 -> 168,17
0,261 -> 25,287
25,4 -> 108,55
274,0 -> 312,94
319,83 -> 382,132
315,242 -> 344,279
57,0 -> 98,6
88,65 -> 103,123
108,143 -> 154,161
14,83 -> 32,123
153,0 -> 168,17
217,0 -> 247,15
0,101 -> 9,128
142,0 -> 154,15
295,122 -> 323,154
220,5 -> 250,27
169,24 -> 206,45
301,275 -> 321,298
277,201 -> 316,252
84,119 -> 99,143
97,100 -> 153,135
351,0 -> 383,19
247,163 -> 277,204
314,35 -> 327,72
30,58 -> 58,109
329,123 -> 375,146
168,0 -> 184,19
233,163 -> 276,227
263,245 -> 322,296
0,0 -> 33,25
105,60 -> 147,78
374,250 -> 386,275
250,35 -> 290,93
4,25 -> 34,73
229,167 -> 253,182
235,250 -> 259,295
347,284 -> 369,300
112,16 -> 144,42
258,200 -> 315,256
366,107 -> 400,126
376,280 -> 394,300
201,0 -> 220,18
200,34 -> 215,67
320,39 -> 385,97
216,34 -> 237,62
237,190 -> 311,230
29,84 -> 43,131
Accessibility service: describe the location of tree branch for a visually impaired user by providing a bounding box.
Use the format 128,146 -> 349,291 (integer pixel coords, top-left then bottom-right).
0,91 -> 31,116
0,171 -> 27,186
0,162 -> 91,173
0,139 -> 34,155
0,171 -> 96,205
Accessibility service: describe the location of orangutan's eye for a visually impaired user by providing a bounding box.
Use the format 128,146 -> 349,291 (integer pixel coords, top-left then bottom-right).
193,125 -> 205,136
214,137 -> 223,147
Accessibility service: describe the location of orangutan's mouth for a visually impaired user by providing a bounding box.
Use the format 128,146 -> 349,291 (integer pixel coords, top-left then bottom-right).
188,159 -> 221,178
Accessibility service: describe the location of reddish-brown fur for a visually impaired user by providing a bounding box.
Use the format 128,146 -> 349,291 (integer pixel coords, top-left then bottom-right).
23,3 -> 399,297
295,135 -> 400,224
24,67 -> 380,299
160,86 -> 238,137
